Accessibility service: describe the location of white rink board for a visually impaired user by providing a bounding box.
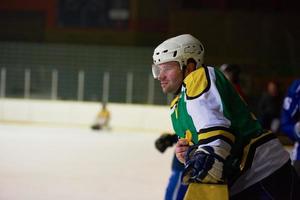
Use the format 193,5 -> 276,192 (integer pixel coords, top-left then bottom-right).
0,99 -> 173,132
0,124 -> 175,200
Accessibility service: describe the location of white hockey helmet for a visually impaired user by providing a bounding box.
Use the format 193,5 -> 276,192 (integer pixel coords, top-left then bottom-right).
152,34 -> 205,78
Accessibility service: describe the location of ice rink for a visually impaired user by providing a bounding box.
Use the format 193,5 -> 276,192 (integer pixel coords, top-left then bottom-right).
0,124 -> 174,200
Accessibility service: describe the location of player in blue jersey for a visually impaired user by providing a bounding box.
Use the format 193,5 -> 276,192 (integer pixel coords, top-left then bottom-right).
280,79 -> 300,177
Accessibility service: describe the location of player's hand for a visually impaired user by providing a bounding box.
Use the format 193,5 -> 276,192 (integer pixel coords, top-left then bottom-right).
155,133 -> 178,153
182,145 -> 225,184
175,139 -> 189,163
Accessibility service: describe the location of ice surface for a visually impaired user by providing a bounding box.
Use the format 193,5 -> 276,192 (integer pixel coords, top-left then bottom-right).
0,124 -> 174,200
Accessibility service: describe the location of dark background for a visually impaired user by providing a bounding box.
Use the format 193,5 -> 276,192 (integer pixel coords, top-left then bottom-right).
0,0 -> 299,109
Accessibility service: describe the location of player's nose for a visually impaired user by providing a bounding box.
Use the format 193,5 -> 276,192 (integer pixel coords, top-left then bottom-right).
157,71 -> 165,81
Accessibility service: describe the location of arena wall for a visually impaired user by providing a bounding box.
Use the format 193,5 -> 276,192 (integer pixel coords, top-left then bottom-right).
0,98 -> 173,132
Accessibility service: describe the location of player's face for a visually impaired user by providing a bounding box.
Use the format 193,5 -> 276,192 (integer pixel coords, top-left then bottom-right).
157,61 -> 183,94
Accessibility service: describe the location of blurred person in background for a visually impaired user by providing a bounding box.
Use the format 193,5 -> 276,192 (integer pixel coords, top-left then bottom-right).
91,102 -> 110,130
155,133 -> 188,200
258,80 -> 283,133
152,34 -> 300,199
280,79 -> 300,177
219,64 -> 245,100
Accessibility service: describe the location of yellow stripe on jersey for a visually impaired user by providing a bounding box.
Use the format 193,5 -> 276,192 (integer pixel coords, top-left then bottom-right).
183,67 -> 208,98
170,95 -> 179,109
198,129 -> 235,144
240,131 -> 272,170
185,130 -> 194,145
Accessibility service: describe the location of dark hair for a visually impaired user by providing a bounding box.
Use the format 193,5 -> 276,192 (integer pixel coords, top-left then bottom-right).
187,58 -> 197,66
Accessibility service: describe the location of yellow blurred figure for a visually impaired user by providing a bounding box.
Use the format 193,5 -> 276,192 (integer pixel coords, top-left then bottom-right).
91,103 -> 110,130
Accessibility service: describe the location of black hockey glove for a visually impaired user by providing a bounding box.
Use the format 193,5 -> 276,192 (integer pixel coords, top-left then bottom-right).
182,145 -> 225,184
155,133 -> 178,153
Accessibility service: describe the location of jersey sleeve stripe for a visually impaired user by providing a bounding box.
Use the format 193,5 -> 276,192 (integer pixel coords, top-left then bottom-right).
198,135 -> 234,147
198,127 -> 235,144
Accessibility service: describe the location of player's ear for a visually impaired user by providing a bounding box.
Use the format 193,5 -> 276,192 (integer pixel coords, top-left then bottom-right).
184,59 -> 197,76
186,62 -> 196,73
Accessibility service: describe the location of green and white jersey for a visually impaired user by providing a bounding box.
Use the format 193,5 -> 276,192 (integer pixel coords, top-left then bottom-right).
170,66 -> 261,146
170,66 -> 289,195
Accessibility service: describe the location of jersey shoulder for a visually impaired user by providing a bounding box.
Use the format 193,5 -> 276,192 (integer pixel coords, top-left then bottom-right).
183,66 -> 211,99
288,79 -> 300,94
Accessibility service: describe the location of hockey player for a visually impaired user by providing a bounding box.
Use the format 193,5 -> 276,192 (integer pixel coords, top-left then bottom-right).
91,103 -> 110,130
280,79 -> 300,176
152,34 -> 300,199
